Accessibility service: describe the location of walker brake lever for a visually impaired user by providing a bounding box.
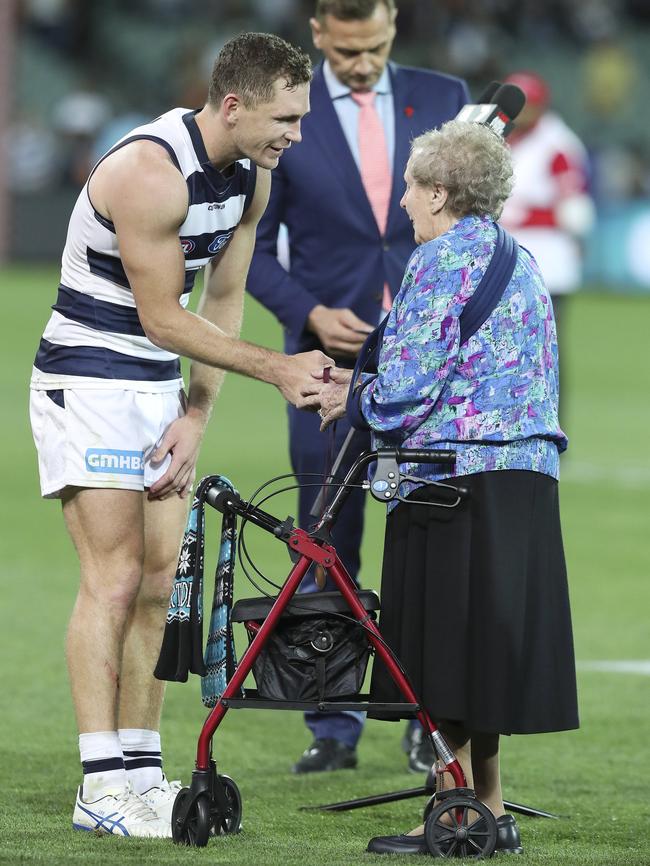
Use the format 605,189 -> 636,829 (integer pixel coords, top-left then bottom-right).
368,449 -> 401,502
396,476 -> 469,508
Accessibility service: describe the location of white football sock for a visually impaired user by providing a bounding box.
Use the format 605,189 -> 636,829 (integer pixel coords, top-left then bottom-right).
119,728 -> 164,794
79,730 -> 127,801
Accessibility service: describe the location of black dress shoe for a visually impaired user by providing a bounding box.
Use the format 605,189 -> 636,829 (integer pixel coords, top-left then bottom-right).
401,723 -> 417,754
409,732 -> 435,774
495,814 -> 523,854
367,833 -> 428,855
401,724 -> 435,774
292,738 -> 357,774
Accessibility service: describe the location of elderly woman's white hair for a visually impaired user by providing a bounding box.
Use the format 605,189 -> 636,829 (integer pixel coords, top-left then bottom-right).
409,121 -> 514,219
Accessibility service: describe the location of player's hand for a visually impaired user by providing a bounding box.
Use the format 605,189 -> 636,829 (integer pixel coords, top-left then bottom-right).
147,413 -> 205,501
306,305 -> 374,357
276,350 -> 335,407
308,366 -> 353,386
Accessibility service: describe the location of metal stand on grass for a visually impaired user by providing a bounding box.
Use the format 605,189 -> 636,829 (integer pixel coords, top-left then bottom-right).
300,761 -> 561,820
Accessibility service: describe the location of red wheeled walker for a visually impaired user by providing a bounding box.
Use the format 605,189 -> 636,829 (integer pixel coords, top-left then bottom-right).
171,447 -> 500,858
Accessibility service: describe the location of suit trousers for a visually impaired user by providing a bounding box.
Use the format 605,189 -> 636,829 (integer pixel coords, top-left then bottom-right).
288,404 -> 369,747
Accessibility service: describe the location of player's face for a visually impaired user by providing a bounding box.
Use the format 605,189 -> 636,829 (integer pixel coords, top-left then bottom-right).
311,4 -> 396,93
400,164 -> 437,245
236,79 -> 310,169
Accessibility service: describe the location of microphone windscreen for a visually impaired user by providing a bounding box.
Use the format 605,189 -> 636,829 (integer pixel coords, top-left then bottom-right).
475,81 -> 501,104
492,83 -> 526,121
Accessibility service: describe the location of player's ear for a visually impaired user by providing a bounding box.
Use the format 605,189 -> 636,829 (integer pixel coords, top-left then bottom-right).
222,93 -> 241,125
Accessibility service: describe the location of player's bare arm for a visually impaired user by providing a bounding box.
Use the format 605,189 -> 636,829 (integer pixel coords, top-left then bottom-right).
186,166 -> 273,425
148,169 -> 272,501
101,147 -> 331,405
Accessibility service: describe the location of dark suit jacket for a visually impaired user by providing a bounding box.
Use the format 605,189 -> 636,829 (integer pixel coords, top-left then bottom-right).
246,61 -> 470,355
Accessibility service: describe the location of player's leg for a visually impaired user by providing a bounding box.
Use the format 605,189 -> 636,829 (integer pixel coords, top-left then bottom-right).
118,491 -> 188,818
63,487 -> 145,740
63,487 -> 169,837
118,492 -> 186,732
114,388 -> 191,823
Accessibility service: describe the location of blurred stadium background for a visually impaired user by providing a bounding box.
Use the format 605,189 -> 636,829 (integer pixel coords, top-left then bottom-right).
3,0 -> 650,289
1,2 -> 649,864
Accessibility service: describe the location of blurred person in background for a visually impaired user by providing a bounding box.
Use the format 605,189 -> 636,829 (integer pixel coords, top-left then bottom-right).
500,71 -> 595,422
247,0 -> 469,776
51,83 -> 112,187
28,32 -> 322,838
20,0 -> 90,58
300,120 -> 578,856
6,112 -> 60,193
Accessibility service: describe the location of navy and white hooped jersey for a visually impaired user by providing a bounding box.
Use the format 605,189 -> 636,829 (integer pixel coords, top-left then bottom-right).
31,108 -> 257,392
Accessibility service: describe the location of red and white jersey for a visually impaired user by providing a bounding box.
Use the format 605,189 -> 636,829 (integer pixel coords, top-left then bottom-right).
501,112 -> 594,295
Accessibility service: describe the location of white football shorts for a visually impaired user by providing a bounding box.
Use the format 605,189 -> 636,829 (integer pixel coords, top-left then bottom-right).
29,387 -> 186,498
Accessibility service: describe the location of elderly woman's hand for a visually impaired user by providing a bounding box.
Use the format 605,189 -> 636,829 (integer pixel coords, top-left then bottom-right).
299,369 -> 351,430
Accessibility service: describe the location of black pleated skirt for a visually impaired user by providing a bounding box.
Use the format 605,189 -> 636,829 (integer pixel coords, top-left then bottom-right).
369,470 -> 579,735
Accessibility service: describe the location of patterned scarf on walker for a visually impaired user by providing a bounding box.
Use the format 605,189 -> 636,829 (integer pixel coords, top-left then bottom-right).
154,475 -> 241,707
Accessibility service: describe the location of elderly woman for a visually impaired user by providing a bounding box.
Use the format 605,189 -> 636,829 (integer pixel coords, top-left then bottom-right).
300,120 -> 578,856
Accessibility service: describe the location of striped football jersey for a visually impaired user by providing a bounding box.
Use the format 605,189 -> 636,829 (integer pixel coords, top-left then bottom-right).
31,108 -> 257,391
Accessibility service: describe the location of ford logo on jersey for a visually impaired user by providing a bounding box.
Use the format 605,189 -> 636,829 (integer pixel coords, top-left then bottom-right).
208,230 -> 234,254
85,449 -> 145,475
180,238 -> 196,255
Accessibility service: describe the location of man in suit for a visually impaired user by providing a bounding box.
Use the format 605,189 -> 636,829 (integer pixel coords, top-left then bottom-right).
247,0 -> 469,773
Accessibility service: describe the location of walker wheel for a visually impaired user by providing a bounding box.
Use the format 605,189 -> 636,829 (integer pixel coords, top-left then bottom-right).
211,774 -> 243,835
424,795 -> 497,858
172,787 -> 211,847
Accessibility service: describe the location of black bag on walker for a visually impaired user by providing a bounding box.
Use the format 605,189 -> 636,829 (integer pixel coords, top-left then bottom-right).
231,591 -> 380,702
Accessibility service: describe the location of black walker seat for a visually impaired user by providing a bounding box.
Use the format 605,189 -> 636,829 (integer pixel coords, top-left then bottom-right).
228,590 -> 419,716
231,589 -> 380,621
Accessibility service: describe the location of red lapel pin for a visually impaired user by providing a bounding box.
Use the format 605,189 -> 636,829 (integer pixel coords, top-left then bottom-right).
404,105 -> 414,117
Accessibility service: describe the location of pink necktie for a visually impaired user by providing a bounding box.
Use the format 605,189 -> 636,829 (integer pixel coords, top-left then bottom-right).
351,91 -> 393,312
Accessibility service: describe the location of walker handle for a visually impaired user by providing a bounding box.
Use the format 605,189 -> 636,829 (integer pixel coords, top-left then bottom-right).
395,448 -> 456,465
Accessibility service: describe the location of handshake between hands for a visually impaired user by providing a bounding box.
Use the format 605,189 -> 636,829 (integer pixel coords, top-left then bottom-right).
298,364 -> 353,430
283,304 -> 372,426
279,349 -> 351,430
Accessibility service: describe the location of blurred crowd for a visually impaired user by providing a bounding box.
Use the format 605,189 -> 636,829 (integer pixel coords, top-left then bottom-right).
8,0 -> 650,204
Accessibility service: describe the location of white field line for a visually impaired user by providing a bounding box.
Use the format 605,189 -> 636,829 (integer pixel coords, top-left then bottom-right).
561,461 -> 650,489
577,660 -> 650,675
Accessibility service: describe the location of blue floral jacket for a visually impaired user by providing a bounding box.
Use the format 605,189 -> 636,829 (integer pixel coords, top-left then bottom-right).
357,215 -> 567,500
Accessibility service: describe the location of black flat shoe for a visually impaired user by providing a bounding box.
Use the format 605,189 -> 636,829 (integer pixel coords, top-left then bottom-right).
495,814 -> 523,854
366,833 -> 428,855
291,738 -> 357,774
367,814 -> 523,857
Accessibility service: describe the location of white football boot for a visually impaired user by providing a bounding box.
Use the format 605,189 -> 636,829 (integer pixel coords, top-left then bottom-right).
139,775 -> 183,829
72,782 -> 170,837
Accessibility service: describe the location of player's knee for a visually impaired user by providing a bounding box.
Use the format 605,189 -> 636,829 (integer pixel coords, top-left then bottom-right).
137,567 -> 176,611
78,562 -> 143,612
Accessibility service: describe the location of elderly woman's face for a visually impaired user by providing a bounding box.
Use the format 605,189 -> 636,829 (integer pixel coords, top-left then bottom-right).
400,165 -> 437,245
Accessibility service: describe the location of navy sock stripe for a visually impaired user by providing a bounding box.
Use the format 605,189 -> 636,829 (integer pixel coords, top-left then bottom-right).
123,757 -> 163,770
82,757 -> 125,775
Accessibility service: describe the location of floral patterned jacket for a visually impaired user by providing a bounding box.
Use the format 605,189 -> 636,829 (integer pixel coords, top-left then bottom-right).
357,214 -> 567,502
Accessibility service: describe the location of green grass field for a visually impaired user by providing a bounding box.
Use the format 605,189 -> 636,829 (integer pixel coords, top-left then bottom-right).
1,266 -> 649,865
